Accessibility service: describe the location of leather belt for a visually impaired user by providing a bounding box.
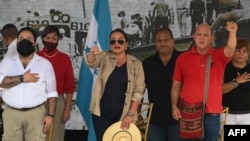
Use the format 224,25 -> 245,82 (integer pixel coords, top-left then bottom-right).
8,103 -> 44,111
205,113 -> 220,116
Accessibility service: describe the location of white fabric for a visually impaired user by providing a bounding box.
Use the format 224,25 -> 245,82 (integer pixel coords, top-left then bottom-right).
220,113 -> 250,136
4,39 -> 17,58
221,113 -> 250,125
0,53 -> 58,109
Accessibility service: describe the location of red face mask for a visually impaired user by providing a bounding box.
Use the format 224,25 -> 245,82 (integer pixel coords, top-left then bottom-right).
42,40 -> 58,52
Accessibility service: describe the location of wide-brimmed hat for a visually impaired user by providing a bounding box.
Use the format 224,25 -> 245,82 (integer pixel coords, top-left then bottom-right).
103,121 -> 141,141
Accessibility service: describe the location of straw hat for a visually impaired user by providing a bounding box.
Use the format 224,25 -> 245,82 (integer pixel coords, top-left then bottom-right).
103,121 -> 141,141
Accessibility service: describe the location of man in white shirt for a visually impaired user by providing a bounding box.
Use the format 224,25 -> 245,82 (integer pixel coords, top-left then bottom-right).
0,24 -> 18,140
0,27 -> 58,141
1,24 -> 18,59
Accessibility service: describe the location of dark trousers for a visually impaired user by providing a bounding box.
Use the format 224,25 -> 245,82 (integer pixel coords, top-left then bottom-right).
92,98 -> 123,141
155,16 -> 169,30
92,114 -> 115,141
0,109 -> 3,141
191,15 -> 204,35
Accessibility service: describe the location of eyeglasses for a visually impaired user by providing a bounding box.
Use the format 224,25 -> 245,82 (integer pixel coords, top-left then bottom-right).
110,39 -> 125,45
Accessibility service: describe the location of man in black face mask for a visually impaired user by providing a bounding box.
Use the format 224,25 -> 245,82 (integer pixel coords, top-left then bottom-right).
16,39 -> 36,57
0,27 -> 58,141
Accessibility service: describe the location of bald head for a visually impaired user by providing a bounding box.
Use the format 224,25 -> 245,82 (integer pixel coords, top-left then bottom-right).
192,23 -> 214,54
194,23 -> 213,35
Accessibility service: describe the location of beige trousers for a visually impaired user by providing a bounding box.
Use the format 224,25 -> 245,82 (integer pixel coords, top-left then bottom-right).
2,105 -> 46,141
50,96 -> 65,141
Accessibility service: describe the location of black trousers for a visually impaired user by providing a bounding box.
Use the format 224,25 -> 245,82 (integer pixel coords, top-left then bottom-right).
0,109 -> 3,141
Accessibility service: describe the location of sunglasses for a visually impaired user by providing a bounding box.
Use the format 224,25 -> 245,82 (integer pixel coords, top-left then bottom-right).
110,39 -> 125,45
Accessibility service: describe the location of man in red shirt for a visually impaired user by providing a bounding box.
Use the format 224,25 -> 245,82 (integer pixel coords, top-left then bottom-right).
171,21 -> 237,141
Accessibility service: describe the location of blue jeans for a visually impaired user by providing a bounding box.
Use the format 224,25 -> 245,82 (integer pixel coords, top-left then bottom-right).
181,114 -> 220,141
147,123 -> 180,141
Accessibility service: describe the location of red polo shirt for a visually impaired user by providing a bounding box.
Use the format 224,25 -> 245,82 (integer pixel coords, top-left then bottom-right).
37,48 -> 75,95
173,46 -> 231,113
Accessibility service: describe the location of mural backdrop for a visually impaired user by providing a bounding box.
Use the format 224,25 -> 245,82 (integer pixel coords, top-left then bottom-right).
0,0 -> 250,130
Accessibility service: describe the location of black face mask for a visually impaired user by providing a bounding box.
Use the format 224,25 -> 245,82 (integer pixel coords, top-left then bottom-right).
17,39 -> 35,57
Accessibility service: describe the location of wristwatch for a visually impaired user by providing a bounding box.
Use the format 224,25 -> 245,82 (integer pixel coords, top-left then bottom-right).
127,112 -> 135,117
19,75 -> 24,82
232,79 -> 239,88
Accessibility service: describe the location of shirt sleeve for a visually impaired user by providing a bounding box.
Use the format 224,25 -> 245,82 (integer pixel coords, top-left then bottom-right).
45,62 -> 58,98
172,55 -> 182,82
0,58 -> 10,83
64,56 -> 75,94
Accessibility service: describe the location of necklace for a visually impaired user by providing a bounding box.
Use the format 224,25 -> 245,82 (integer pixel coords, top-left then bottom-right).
43,51 -> 58,58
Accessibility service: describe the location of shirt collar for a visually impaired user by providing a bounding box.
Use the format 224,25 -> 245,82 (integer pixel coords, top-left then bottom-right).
191,45 -> 214,55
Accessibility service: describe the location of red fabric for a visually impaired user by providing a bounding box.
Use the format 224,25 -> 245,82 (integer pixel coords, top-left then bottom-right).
173,46 -> 231,113
37,48 -> 75,95
179,100 -> 204,139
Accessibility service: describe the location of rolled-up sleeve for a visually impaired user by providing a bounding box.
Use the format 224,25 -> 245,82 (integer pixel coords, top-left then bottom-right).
46,62 -> 58,98
131,61 -> 145,102
0,58 -> 9,84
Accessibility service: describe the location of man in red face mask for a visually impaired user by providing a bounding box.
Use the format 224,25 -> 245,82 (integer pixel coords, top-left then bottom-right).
37,25 -> 75,141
